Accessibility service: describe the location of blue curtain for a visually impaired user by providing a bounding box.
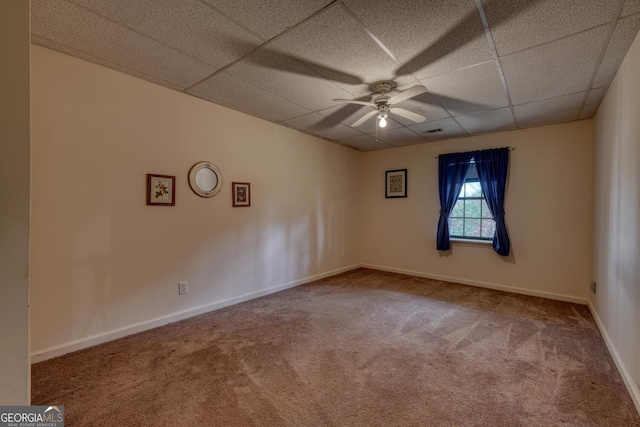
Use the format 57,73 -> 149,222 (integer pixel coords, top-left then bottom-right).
436,152 -> 473,251
473,148 -> 511,256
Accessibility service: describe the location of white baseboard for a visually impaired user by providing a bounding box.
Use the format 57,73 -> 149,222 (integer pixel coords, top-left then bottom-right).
361,263 -> 588,305
30,264 -> 361,364
588,301 -> 640,415
29,263 -> 591,363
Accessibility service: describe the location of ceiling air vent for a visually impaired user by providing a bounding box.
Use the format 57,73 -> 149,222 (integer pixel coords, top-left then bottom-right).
424,128 -> 443,134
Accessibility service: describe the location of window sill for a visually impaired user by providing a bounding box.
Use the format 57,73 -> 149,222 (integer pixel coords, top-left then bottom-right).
450,238 -> 493,247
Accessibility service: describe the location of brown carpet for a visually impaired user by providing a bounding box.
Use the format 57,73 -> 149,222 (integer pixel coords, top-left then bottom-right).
32,268 -> 640,426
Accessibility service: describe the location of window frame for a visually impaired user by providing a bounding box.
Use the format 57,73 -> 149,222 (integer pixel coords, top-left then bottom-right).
448,177 -> 495,242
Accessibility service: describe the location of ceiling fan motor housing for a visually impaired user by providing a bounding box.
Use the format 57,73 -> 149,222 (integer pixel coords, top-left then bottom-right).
372,81 -> 397,109
373,81 -> 395,94
374,95 -> 391,106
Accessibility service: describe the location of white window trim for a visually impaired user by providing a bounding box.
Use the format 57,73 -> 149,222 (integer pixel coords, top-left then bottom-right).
449,161 -> 495,242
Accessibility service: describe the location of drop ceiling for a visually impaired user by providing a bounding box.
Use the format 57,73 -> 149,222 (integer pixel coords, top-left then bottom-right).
31,0 -> 640,151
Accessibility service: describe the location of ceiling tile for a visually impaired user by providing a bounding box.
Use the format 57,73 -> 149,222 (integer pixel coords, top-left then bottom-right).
227,49 -> 356,111
338,134 -> 395,151
69,0 -> 262,69
407,118 -> 467,141
580,87 -> 606,119
31,35 -> 185,91
188,73 -> 311,122
501,25 -> 609,105
283,113 -> 364,140
343,0 -> 494,80
372,127 -> 427,147
485,0 -> 618,56
32,0 -> 216,88
420,62 -> 509,116
201,0 -> 333,40
456,107 -> 516,134
266,4 -> 413,98
593,13 -> 640,88
514,92 -> 585,128
621,0 -> 640,17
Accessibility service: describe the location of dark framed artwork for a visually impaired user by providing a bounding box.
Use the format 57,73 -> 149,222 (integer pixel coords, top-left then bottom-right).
232,182 -> 251,207
385,169 -> 407,198
146,174 -> 176,206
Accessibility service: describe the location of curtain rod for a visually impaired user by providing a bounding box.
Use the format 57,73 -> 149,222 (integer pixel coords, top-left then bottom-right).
433,147 -> 514,159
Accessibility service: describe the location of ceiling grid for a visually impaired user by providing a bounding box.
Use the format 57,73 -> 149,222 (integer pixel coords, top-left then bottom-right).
31,0 -> 640,151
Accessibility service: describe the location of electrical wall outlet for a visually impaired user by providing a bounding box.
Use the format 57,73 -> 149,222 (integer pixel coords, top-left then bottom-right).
590,281 -> 597,294
341,249 -> 345,258
178,281 -> 188,295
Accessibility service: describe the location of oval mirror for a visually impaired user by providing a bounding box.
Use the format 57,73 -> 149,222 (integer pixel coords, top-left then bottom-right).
188,161 -> 222,198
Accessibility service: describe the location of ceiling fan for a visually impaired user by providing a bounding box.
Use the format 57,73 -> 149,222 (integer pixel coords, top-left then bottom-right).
333,81 -> 428,128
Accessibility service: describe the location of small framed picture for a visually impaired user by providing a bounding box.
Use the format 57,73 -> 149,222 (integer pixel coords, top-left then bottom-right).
147,174 -> 175,206
232,182 -> 251,207
385,169 -> 407,198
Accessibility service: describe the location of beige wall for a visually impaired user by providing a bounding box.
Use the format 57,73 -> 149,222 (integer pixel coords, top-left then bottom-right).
592,29 -> 640,410
30,46 -> 361,360
360,121 -> 594,303
0,1 -> 31,404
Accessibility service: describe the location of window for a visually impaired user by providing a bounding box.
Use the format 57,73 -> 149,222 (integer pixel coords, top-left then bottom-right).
448,162 -> 495,240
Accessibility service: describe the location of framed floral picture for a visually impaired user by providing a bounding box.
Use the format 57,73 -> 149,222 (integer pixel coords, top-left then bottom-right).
147,174 -> 175,206
385,169 -> 407,198
232,182 -> 250,207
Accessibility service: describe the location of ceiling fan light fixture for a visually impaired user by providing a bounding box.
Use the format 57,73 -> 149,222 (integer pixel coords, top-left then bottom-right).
378,105 -> 389,128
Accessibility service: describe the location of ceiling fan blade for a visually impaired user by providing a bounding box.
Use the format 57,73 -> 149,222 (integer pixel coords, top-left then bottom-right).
245,51 -> 364,85
352,110 -> 378,127
395,8 -> 482,77
209,34 -> 365,86
333,99 -> 375,107
315,104 -> 366,129
395,0 -> 544,77
427,93 -> 493,114
388,85 -> 428,104
390,107 -> 426,123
